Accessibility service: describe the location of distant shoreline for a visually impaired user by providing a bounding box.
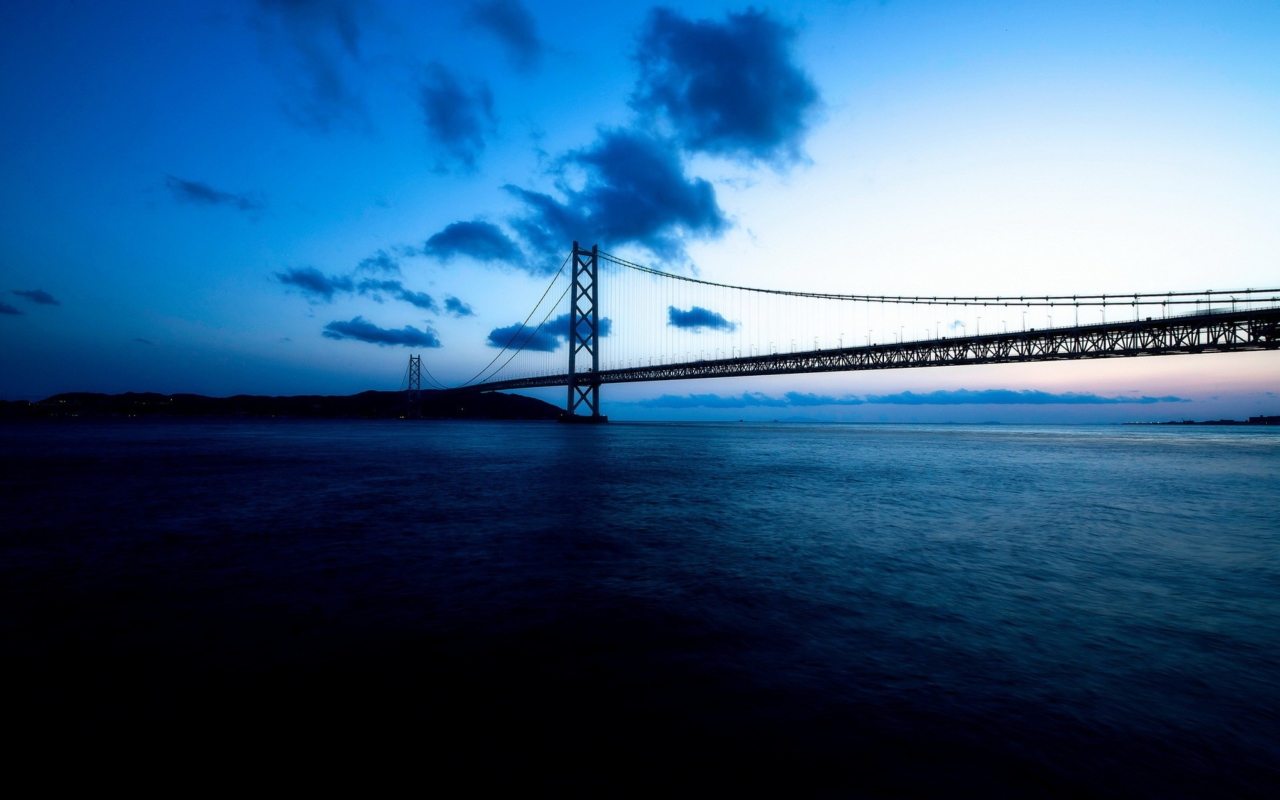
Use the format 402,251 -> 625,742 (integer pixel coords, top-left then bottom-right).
1124,416 -> 1279,426
5,393 -> 1278,426
0,390 -> 561,421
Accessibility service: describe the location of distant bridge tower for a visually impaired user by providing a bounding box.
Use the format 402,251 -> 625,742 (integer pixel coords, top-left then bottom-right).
565,242 -> 606,422
406,354 -> 421,418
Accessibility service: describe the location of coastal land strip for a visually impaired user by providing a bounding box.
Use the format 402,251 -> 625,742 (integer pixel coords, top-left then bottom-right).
0,391 -> 561,421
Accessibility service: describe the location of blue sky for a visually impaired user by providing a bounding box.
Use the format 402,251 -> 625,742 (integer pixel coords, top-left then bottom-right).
1,0 -> 1277,421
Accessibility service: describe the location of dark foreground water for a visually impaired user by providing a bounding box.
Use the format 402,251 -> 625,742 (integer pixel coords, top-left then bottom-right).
2,420 -> 1278,794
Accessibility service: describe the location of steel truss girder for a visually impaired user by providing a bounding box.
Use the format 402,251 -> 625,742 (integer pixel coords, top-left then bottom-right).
457,306 -> 1280,396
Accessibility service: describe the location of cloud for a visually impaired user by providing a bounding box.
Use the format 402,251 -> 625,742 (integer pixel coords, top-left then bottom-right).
322,316 -> 441,347
506,128 -> 727,263
465,0 -> 542,72
278,264 -> 443,312
864,390 -> 1189,405
0,302 -> 21,316
486,312 -> 611,351
393,289 -> 437,311
631,8 -> 819,164
640,392 -> 789,409
635,389 -> 1188,408
426,7 -> 821,266
668,305 -> 735,332
357,279 -> 438,311
423,220 -> 525,266
251,0 -> 369,132
276,267 -> 354,301
486,322 -> 561,352
12,289 -> 60,306
784,392 -> 863,406
166,176 -> 265,212
133,338 -> 154,345
420,63 -> 496,172
444,296 -> 474,317
356,249 -> 400,274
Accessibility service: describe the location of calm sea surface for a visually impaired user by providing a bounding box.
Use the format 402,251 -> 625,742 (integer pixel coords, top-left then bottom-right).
3,420 -> 1278,794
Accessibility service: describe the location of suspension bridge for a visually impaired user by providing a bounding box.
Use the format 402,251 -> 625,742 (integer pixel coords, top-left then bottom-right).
406,243 -> 1280,421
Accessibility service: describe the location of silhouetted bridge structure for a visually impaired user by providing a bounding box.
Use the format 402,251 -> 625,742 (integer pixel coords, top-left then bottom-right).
409,244 -> 1280,420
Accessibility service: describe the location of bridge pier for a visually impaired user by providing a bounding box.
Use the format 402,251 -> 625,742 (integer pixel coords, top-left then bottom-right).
561,241 -> 608,423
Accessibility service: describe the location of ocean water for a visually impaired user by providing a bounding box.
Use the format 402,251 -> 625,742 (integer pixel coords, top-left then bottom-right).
3,420 -> 1278,794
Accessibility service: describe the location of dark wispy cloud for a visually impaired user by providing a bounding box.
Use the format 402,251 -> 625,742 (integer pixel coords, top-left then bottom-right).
506,129 -> 727,264
133,338 -> 154,345
357,279 -> 438,311
486,312 -> 612,351
668,305 -> 735,332
166,176 -> 266,212
276,267 -> 354,301
423,220 -> 525,266
0,302 -> 21,316
486,321 -> 561,352
12,289 -> 61,306
322,316 -> 441,347
356,249 -> 400,274
420,63 -> 496,173
465,0 -> 542,72
632,8 -> 819,165
252,0 -> 370,132
865,390 -> 1189,405
278,263 -> 462,315
279,258 -> 465,318
639,389 -> 1189,408
429,7 -> 818,266
444,296 -> 474,317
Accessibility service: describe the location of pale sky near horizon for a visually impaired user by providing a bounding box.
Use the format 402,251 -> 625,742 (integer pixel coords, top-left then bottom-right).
1,0 -> 1277,421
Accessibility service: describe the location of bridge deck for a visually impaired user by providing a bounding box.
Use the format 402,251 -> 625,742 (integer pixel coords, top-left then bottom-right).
446,306 -> 1280,395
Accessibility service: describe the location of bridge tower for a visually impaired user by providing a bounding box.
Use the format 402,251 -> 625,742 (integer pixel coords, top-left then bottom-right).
565,242 -> 606,422
406,353 -> 421,418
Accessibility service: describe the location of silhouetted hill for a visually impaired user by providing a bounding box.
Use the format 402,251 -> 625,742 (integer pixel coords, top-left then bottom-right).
0,390 -> 561,421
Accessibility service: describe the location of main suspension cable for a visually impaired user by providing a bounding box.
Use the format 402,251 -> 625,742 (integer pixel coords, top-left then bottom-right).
421,362 -> 449,390
597,250 -> 1280,308
481,282 -> 573,383
457,252 -> 571,387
